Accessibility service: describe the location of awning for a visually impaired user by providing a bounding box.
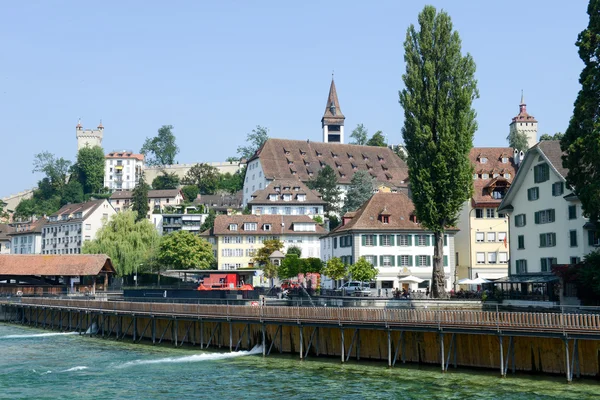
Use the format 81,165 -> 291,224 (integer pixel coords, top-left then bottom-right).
476,273 -> 507,280
493,275 -> 559,284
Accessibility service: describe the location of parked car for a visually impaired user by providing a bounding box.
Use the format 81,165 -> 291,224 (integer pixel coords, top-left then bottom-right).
337,281 -> 371,297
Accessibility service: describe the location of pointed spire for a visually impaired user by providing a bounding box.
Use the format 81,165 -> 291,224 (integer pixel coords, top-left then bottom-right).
98,119 -> 104,129
520,89 -> 525,105
76,118 -> 82,129
322,77 -> 344,121
519,90 -> 527,114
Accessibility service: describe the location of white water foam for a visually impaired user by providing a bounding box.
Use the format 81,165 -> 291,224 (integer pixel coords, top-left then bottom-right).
116,345 -> 263,369
60,366 -> 88,372
0,332 -> 78,339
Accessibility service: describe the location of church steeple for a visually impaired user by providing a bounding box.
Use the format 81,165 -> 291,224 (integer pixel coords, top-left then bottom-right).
321,76 -> 345,143
509,91 -> 538,150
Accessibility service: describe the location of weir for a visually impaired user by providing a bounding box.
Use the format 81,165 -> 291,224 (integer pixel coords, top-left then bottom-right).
1,298 -> 599,382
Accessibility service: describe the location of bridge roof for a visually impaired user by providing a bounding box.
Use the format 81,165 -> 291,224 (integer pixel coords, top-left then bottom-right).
0,254 -> 115,276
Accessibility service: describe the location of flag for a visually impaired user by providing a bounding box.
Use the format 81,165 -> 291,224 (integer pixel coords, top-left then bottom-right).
503,236 -> 507,248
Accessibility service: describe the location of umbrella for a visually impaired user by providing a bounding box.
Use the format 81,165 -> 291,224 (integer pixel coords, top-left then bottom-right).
458,277 -> 490,285
458,278 -> 475,285
397,275 -> 425,283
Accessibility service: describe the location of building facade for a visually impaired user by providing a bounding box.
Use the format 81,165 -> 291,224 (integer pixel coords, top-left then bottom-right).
41,200 -> 116,255
498,140 -> 595,277
0,224 -> 12,254
248,179 -> 326,217
9,218 -> 46,254
109,189 -> 184,217
321,193 -> 457,292
160,207 -> 206,235
454,148 -> 519,282
201,215 -> 325,270
104,151 -> 144,191
76,120 -> 104,151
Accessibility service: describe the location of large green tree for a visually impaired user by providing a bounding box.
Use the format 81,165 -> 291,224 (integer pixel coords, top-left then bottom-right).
540,132 -> 564,141
181,185 -> 200,202
158,230 -> 215,270
507,130 -> 529,151
366,131 -> 387,147
140,125 -> 179,166
252,239 -> 284,267
74,146 -> 105,194
237,125 -> 269,160
131,175 -> 150,222
152,172 -> 180,190
342,170 -> 374,214
278,254 -> 302,279
350,123 -> 369,145
218,170 -> 244,194
562,1 -> 600,223
322,257 -> 347,287
61,179 -> 85,206
399,6 -> 478,298
32,151 -> 71,193
348,257 -> 378,283
82,211 -> 160,277
307,165 -> 342,215
200,209 -> 216,232
182,163 -> 220,195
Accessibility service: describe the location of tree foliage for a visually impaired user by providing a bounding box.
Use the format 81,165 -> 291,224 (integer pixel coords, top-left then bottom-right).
350,123 -> 369,145
540,132 -> 564,141
307,165 -> 342,215
158,230 -> 215,270
348,257 -> 378,282
399,6 -> 478,298
82,211 -> 160,276
181,185 -> 200,202
252,239 -> 284,267
366,131 -> 387,147
286,246 -> 302,258
152,172 -> 180,190
301,258 -> 323,274
342,170 -> 374,214
32,151 -> 71,193
507,130 -> 529,152
323,257 -> 348,283
218,170 -> 244,194
200,209 -> 216,232
182,163 -> 220,195
562,2 -> 600,223
278,254 -> 302,279
61,179 -> 85,206
74,146 -> 105,194
237,125 -> 269,160
131,175 -> 150,222
140,125 -> 179,166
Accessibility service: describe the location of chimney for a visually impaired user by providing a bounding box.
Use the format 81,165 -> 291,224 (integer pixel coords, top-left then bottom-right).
513,149 -> 520,166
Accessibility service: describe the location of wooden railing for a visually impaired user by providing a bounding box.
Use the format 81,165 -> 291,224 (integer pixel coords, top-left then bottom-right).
6,298 -> 600,334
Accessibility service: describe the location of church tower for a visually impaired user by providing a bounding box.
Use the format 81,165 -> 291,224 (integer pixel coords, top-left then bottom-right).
76,119 -> 104,151
321,77 -> 345,143
509,92 -> 537,150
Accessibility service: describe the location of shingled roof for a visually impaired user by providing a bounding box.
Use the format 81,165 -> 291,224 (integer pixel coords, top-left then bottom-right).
470,147 -> 518,206
49,199 -> 106,220
110,189 -> 182,200
205,215 -> 326,236
7,218 -> 46,236
321,78 -> 345,125
0,224 -> 14,241
0,254 -> 115,276
250,138 -> 408,186
535,140 -> 568,179
248,179 -> 326,205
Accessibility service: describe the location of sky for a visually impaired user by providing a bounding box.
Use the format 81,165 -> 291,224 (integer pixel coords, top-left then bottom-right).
0,0 -> 590,198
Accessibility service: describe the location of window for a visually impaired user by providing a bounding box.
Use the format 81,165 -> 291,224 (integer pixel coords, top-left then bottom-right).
234,236 -> 243,244
502,157 -> 509,163
534,163 -> 550,183
481,173 -> 489,179
417,255 -> 430,267
247,236 -> 255,244
540,257 -> 557,272
263,224 -> 271,231
363,235 -> 376,246
475,209 -> 484,219
488,252 -> 497,264
570,257 -> 581,264
516,259 -> 528,274
552,182 -> 564,196
589,231 -> 600,247
480,157 -> 488,163
476,252 -> 485,264
539,232 -> 556,247
363,255 -> 376,266
535,209 -> 555,224
223,236 -> 232,244
416,235 -> 428,246
381,215 -> 389,224
229,224 -> 238,231
85,224 -> 91,230
299,207 -> 305,215
570,230 -> 577,247
244,222 -> 257,231
504,173 -> 511,179
515,214 -> 526,227
486,208 -> 495,218
271,207 -> 277,215
568,205 -> 577,220
487,232 -> 496,242
527,187 -> 539,201
381,235 -> 392,246
475,232 -> 484,243
382,256 -> 393,266
498,232 -> 507,243
397,235 -> 410,246
473,173 -> 478,180
499,252 -> 508,264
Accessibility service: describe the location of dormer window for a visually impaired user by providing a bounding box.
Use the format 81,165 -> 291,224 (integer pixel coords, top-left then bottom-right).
473,173 -> 478,180
299,149 -> 306,156
287,158 -> 293,165
263,224 -> 272,231
269,194 -> 278,201
504,173 -> 511,179
481,173 -> 489,179
293,186 -> 300,191
331,151 -> 338,158
381,164 -> 388,171
410,214 -> 418,223
351,163 -> 358,170
229,224 -> 238,231
284,186 -> 290,191
380,215 -> 389,224
303,160 -> 310,166
283,147 -> 290,155
290,168 -> 296,175
339,172 -> 346,178
297,194 -> 306,201
480,157 -> 488,164
366,164 -> 373,170
283,194 -> 292,201
377,155 -> 384,162
347,153 -> 353,159
493,173 -> 499,178
335,162 -> 342,168
502,157 -> 509,163
315,150 -> 322,157
244,222 -> 257,231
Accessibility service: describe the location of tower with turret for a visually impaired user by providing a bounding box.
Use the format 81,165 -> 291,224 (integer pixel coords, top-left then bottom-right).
509,93 -> 537,150
76,120 -> 104,151
321,78 -> 345,143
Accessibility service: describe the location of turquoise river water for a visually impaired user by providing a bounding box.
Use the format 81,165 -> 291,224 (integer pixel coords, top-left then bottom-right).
0,323 -> 598,399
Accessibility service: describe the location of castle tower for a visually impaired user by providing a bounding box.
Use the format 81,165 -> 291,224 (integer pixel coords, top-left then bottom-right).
321,77 -> 345,143
509,92 -> 537,150
76,119 -> 104,151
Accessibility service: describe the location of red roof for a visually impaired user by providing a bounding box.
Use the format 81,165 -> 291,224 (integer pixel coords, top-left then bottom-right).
0,254 -> 115,276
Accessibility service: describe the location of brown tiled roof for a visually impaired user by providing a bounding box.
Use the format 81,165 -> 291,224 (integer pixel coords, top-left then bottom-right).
110,189 -> 182,200
511,102 -> 537,123
470,147 -> 518,206
535,140 -> 568,179
250,139 -> 408,186
106,152 -> 144,161
248,179 -> 326,205
8,218 -> 47,236
196,192 -> 243,208
208,215 -> 326,236
321,78 -> 345,124
0,254 -> 116,276
0,224 -> 14,241
49,200 -> 105,220
330,192 -> 456,234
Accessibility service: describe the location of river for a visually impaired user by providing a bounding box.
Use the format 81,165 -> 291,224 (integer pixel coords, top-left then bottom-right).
0,323 -> 597,399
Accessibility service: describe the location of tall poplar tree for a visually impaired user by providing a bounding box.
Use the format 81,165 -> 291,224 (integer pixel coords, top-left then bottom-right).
131,174 -> 150,222
561,0 -> 600,223
399,6 -> 478,298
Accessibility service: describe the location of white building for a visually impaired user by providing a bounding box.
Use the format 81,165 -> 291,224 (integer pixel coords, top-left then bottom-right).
248,179 -> 326,217
320,192 -> 457,292
0,224 -> 12,254
104,151 -> 145,191
76,120 -> 104,151
498,140 -> 597,276
9,218 -> 46,254
41,200 -> 116,255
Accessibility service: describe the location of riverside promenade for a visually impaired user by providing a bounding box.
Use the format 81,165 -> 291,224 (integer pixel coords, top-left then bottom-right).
2,297 -> 600,381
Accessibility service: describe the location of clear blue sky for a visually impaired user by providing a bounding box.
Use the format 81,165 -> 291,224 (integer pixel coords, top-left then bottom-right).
0,0 -> 589,198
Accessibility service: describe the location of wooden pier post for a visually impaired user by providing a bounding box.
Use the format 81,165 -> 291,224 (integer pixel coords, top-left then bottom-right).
229,322 -> 233,352
387,329 -> 392,368
440,332 -> 445,373
262,323 -> 266,357
299,326 -> 304,360
564,338 -> 571,383
499,335 -> 505,378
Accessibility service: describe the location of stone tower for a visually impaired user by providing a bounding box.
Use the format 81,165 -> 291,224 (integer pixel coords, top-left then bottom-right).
509,92 -> 537,150
76,119 -> 104,151
321,77 -> 345,143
